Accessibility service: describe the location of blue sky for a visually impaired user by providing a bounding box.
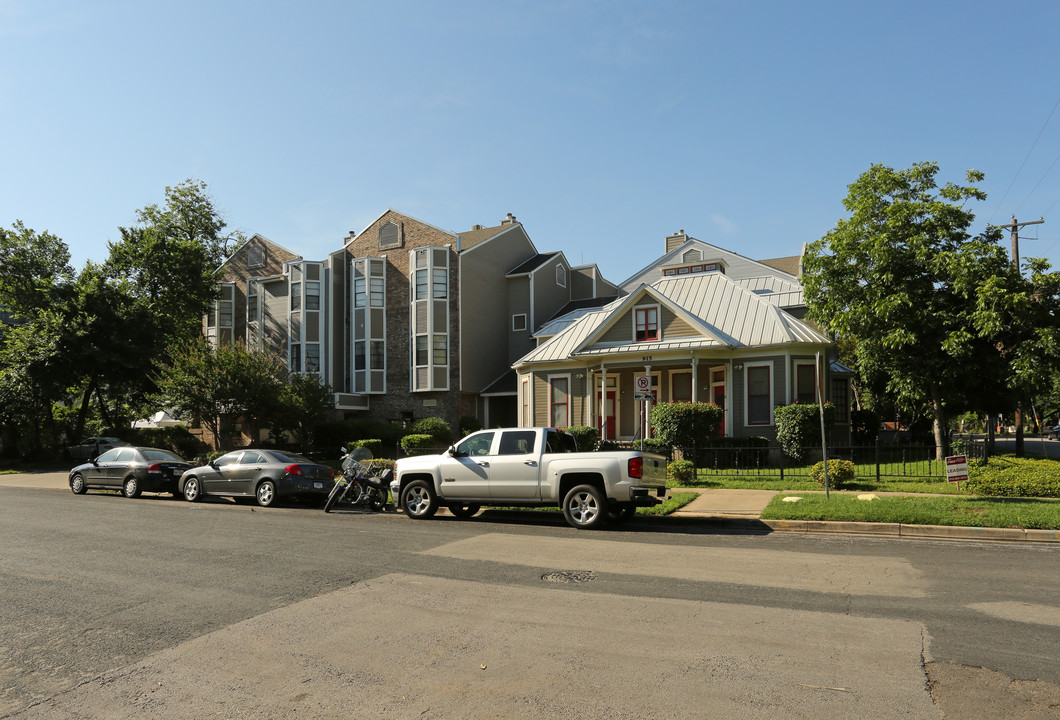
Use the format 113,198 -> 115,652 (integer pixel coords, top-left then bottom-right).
3,0 -> 1059,285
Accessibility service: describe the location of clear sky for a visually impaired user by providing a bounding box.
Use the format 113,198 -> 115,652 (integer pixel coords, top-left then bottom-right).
3,1 -> 1059,285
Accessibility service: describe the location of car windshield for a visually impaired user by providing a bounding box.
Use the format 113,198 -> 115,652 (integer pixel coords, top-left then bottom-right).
142,449 -> 184,462
268,451 -> 314,464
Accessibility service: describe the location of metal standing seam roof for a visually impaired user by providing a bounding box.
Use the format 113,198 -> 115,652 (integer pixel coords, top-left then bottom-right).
515,272 -> 829,366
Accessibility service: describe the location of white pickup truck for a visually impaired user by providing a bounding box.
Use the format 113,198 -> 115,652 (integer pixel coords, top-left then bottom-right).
390,427 -> 667,529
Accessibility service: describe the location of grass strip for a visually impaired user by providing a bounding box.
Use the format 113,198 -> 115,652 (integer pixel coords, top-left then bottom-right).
760,493 -> 1060,530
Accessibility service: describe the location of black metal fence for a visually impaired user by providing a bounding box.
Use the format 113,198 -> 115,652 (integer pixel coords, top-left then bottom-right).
610,438 -> 944,479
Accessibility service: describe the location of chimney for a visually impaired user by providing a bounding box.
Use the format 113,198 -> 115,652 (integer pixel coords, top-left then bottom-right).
501,213 -> 517,226
471,224 -> 484,230
665,229 -> 688,253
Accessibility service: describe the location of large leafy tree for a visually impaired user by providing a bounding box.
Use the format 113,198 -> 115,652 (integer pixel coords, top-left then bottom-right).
0,221 -> 73,316
155,340 -> 283,451
271,373 -> 336,448
803,163 -> 1018,459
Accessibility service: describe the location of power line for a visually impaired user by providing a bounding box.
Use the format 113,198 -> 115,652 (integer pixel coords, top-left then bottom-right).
989,96 -> 1060,224
1014,151 -> 1060,215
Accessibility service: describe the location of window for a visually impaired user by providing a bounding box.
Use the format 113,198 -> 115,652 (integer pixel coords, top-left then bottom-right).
832,378 -> 850,423
291,282 -> 301,311
415,270 -> 428,301
796,362 -> 817,404
291,344 -> 302,373
415,335 -> 428,366
247,245 -> 266,268
354,276 -> 366,308
305,281 -> 320,311
556,265 -> 567,288
370,277 -> 384,307
549,376 -> 570,428
432,267 -> 447,299
239,451 -> 265,464
207,283 -> 235,347
747,364 -> 772,425
352,257 -> 387,393
433,334 -> 447,365
379,221 -> 401,248
671,372 -> 693,403
457,431 -> 495,457
512,313 -> 527,332
305,343 -> 320,373
499,430 -> 537,455
635,306 -> 659,342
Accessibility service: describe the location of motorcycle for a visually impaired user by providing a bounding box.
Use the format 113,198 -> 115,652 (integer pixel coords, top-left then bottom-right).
323,446 -> 392,513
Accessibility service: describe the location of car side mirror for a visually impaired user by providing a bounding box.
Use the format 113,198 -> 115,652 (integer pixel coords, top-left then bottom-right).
208,460 -> 218,469
448,446 -> 463,458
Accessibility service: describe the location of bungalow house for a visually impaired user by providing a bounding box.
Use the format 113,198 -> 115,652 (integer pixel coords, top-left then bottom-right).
513,230 -> 850,443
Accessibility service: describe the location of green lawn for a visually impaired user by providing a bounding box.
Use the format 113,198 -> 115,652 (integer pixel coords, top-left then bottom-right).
760,493 -> 1060,530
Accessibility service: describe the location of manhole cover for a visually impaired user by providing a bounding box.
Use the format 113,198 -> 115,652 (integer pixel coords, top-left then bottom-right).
542,570 -> 597,584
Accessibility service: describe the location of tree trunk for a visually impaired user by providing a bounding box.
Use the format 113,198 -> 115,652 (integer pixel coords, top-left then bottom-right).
74,378 -> 96,440
930,384 -> 949,462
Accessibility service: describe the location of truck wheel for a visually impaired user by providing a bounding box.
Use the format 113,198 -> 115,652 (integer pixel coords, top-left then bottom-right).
562,484 -> 607,529
401,480 -> 438,519
447,502 -> 480,519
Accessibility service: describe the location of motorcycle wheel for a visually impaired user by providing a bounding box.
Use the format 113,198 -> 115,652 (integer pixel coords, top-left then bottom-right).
323,481 -> 345,513
369,487 -> 387,512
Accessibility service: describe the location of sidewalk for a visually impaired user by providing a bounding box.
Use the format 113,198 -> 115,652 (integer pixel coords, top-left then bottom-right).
4,471 -> 1058,542
668,486 -> 1060,543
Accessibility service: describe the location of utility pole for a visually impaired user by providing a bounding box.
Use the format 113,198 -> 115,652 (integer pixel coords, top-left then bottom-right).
989,216 -> 1045,456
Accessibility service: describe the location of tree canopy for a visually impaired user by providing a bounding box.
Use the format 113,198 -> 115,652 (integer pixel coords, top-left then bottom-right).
803,162 -> 1060,458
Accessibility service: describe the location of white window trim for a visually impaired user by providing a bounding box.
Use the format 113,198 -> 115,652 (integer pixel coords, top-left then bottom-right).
512,313 -> 528,332
633,303 -> 661,342
547,373 -> 572,428
744,360 -> 775,427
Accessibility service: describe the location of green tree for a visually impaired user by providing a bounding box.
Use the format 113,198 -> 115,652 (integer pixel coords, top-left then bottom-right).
0,221 -> 73,316
155,340 -> 283,451
803,163 -> 1014,460
271,373 -> 335,448
649,402 -> 724,450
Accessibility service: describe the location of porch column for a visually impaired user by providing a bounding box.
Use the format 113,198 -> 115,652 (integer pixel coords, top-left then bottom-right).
599,365 -> 608,441
691,356 -> 699,403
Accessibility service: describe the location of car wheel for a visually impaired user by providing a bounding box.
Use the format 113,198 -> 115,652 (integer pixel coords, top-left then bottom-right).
183,476 -> 202,502
562,484 -> 607,530
447,502 -> 480,519
70,473 -> 87,495
122,476 -> 141,498
400,480 -> 438,519
256,480 -> 277,507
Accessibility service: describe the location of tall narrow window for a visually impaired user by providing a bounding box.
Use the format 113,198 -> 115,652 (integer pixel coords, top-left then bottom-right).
410,247 -> 449,391
305,281 -> 320,311
291,282 -> 301,311
550,377 -> 570,428
747,365 -> 772,425
352,257 -> 386,394
635,306 -> 659,341
305,343 -> 320,373
796,362 -> 817,404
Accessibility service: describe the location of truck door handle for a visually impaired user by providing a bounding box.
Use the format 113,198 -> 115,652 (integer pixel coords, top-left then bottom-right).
476,461 -> 489,467
523,461 -> 537,466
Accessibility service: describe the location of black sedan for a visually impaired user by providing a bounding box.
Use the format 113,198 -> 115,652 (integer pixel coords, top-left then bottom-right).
177,449 -> 335,507
69,447 -> 192,498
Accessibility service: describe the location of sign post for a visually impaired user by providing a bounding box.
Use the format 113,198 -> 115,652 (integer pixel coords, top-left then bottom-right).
945,455 -> 969,489
634,375 -> 652,452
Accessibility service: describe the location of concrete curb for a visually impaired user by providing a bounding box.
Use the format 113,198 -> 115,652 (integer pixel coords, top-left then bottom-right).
760,518 -> 1060,543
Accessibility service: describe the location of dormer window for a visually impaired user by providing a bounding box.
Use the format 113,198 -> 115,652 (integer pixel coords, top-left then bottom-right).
556,265 -> 567,288
663,262 -> 722,277
635,306 -> 659,341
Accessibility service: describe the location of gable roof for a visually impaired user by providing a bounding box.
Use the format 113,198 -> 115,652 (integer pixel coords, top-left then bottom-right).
507,252 -> 560,276
515,272 -> 828,367
215,233 -> 300,274
619,237 -> 800,290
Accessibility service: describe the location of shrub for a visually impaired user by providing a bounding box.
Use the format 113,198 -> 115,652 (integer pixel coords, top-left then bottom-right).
668,460 -> 696,485
965,457 -> 1060,498
809,458 -> 855,489
566,426 -> 599,451
399,434 -> 436,454
363,458 -> 395,473
347,439 -> 382,456
775,403 -> 835,461
649,402 -> 724,452
411,417 -> 453,445
460,416 -> 483,435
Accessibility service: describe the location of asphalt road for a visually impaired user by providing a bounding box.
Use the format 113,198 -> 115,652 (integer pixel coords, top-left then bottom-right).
2,481 -> 1059,718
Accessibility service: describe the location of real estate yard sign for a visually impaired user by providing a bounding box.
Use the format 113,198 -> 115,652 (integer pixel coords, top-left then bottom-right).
945,455 -> 969,487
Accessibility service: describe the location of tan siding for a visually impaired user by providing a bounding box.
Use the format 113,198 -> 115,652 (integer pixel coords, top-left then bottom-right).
661,307 -> 696,338
533,373 -> 549,425
599,313 -> 634,343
